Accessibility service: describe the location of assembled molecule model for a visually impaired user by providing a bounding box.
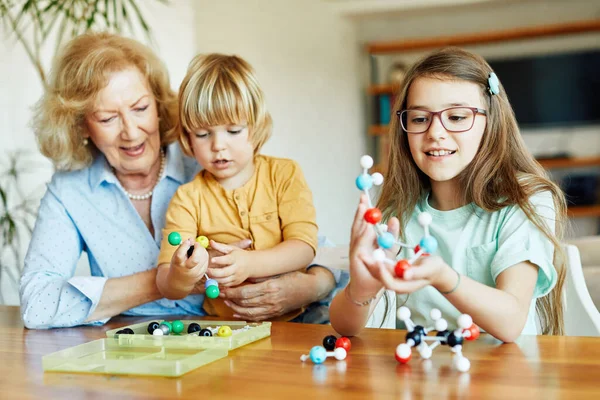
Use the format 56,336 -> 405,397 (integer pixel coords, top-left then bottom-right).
300,335 -> 351,364
355,155 -> 437,277
167,231 -> 219,299
395,307 -> 480,372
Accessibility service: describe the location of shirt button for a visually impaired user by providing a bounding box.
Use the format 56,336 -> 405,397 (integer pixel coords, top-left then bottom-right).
266,214 -> 272,220
240,211 -> 246,216
235,195 -> 240,200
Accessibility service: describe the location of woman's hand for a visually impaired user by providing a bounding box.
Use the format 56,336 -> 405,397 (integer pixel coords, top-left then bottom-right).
348,194 -> 400,301
219,270 -> 325,321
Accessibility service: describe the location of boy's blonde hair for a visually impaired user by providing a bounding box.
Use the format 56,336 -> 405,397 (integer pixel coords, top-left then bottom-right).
379,47 -> 567,335
33,32 -> 178,171
176,53 -> 272,157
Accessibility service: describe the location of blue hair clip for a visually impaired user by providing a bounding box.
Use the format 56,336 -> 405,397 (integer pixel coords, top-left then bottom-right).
488,72 -> 500,95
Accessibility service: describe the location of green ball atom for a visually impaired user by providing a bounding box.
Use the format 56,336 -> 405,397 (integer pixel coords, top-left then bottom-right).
171,320 -> 184,334
168,232 -> 182,246
206,285 -> 220,299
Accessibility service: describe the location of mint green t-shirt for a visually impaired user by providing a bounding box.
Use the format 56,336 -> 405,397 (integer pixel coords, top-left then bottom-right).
394,191 -> 557,335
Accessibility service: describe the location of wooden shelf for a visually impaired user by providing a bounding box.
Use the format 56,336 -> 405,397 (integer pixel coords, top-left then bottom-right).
368,84 -> 399,95
568,205 -> 600,218
366,19 -> 600,55
537,156 -> 600,169
368,125 -> 389,136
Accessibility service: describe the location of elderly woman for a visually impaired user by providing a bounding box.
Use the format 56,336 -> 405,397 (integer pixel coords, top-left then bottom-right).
20,32 -> 338,329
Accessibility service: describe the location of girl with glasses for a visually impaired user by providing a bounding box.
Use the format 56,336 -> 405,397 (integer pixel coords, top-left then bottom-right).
330,47 -> 567,343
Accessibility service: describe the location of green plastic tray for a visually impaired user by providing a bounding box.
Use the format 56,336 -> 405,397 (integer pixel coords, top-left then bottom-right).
105,320 -> 271,350
42,338 -> 228,377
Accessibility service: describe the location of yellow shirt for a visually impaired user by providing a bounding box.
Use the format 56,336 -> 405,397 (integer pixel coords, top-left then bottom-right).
158,155 -> 318,319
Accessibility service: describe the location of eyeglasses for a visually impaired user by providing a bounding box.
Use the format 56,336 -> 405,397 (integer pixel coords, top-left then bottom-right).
397,107 -> 487,134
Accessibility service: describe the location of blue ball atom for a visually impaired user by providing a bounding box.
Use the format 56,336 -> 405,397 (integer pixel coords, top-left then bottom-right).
309,346 -> 327,364
377,232 -> 395,249
355,174 -> 373,191
420,236 -> 438,254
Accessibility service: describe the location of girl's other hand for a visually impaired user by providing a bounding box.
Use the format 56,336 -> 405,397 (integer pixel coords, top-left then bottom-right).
363,253 -> 450,294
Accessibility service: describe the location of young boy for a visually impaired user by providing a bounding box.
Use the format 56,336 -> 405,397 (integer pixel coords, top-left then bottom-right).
156,53 -> 318,319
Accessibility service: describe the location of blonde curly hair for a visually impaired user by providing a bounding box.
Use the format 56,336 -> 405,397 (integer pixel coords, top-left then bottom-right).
33,32 -> 178,171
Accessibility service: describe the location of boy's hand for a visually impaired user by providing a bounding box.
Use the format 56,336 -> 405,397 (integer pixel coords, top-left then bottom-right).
208,240 -> 254,287
169,238 -> 209,292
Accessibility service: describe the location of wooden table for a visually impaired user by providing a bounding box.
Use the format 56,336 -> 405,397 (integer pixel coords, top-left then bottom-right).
2,306 -> 599,399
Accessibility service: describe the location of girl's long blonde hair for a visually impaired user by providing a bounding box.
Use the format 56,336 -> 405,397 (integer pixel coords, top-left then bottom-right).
378,47 -> 567,335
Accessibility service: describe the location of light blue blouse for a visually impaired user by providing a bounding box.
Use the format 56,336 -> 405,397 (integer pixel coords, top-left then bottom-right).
20,144 -> 205,328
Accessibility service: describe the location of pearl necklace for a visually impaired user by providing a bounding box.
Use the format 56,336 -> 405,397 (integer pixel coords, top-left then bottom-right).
117,149 -> 166,201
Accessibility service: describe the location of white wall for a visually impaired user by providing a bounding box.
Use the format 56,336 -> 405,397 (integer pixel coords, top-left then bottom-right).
0,0 -> 198,304
355,0 -> 600,238
193,0 -> 365,245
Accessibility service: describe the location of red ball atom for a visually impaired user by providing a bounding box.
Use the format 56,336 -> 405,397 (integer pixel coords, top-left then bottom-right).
335,337 -> 351,352
464,324 -> 480,341
395,352 -> 411,364
364,208 -> 382,224
394,260 -> 410,278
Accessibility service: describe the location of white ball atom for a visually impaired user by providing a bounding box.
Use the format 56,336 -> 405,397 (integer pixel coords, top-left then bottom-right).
153,329 -> 164,336
396,343 -> 411,359
360,155 -> 374,169
372,172 -> 384,186
454,356 -> 471,372
457,314 -> 473,329
435,319 -> 448,332
419,346 -> 432,359
397,306 -> 411,321
373,248 -> 386,261
417,212 -> 432,227
430,308 -> 442,320
333,348 -> 347,360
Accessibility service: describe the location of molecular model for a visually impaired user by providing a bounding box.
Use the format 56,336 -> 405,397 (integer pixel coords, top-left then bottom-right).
395,307 -> 480,372
300,335 -> 351,364
167,231 -> 219,299
355,155 -> 437,277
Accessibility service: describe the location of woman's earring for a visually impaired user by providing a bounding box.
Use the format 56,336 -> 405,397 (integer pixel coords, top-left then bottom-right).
83,138 -> 89,146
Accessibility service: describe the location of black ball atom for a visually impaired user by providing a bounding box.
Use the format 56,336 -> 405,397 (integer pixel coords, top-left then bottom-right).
187,322 -> 202,334
199,328 -> 213,337
147,321 -> 160,334
406,329 -> 424,346
447,332 -> 464,348
436,330 -> 450,345
323,335 -> 337,351
186,245 -> 195,258
413,325 -> 426,337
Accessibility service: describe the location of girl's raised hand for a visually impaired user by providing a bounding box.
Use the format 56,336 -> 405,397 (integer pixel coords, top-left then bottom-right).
347,195 -> 397,301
